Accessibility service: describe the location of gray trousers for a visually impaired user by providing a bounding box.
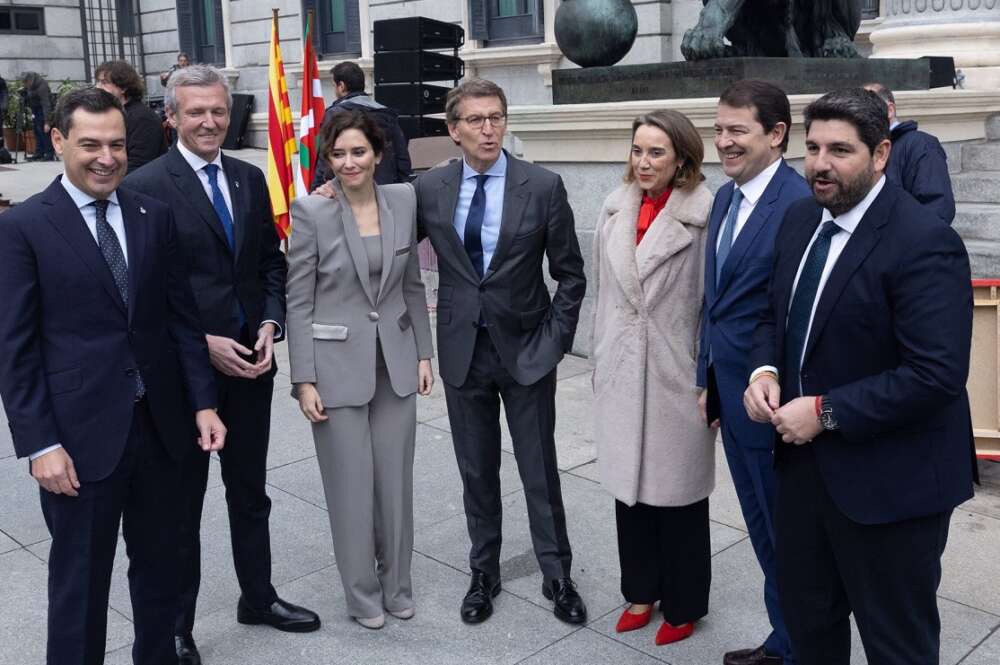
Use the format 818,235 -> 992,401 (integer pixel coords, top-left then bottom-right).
312,353 -> 416,619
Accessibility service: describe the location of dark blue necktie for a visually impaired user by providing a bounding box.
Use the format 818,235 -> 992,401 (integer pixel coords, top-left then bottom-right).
715,187 -> 743,286
464,174 -> 489,279
203,164 -> 235,250
94,199 -> 145,400
784,220 -> 842,397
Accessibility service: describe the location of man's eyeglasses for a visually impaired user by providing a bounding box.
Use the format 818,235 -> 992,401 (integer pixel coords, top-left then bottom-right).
457,113 -> 507,130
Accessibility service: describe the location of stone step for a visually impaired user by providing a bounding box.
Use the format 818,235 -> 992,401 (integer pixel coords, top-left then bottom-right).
962,141 -> 1000,172
950,172 -> 1000,204
954,203 -> 1000,241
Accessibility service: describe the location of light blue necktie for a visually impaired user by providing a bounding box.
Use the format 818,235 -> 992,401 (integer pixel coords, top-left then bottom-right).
715,187 -> 743,286
203,163 -> 235,250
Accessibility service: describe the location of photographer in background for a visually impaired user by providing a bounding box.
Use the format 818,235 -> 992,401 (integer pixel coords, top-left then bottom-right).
96,60 -> 167,173
21,72 -> 55,161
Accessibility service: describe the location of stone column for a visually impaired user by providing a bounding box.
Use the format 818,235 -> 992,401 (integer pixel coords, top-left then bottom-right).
869,0 -> 1000,89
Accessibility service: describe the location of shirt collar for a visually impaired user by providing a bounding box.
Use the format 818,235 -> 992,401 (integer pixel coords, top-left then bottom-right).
60,173 -> 119,210
462,150 -> 507,181
820,175 -> 887,234
177,139 -> 223,173
890,119 -> 900,131
735,157 -> 782,207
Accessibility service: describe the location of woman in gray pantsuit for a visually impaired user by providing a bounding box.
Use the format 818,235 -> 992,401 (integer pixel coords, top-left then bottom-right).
286,110 -> 434,629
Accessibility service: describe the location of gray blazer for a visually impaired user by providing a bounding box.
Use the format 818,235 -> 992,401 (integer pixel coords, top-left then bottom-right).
286,181 -> 433,409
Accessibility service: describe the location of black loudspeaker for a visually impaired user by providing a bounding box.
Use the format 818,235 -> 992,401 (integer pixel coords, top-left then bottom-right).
374,83 -> 450,116
374,51 -> 464,84
373,17 -> 464,51
223,94 -> 255,150
398,116 -> 448,141
921,56 -> 957,88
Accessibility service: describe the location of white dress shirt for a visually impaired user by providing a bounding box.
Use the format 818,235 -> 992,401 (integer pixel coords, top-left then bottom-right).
717,157 -> 783,251
32,177 -> 130,462
176,140 -> 234,220
750,176 -> 887,386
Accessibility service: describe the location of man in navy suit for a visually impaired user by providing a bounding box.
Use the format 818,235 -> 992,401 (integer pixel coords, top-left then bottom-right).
0,88 -> 226,665
697,80 -> 809,665
745,88 -> 976,665
125,64 -> 318,664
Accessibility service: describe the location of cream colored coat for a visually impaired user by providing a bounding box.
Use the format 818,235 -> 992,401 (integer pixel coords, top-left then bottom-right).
592,182 -> 717,507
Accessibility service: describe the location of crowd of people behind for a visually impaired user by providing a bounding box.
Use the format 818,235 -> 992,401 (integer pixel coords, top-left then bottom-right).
0,56 -> 977,665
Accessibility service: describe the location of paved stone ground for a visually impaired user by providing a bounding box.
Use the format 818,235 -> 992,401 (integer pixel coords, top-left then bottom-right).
2,156 -> 1000,664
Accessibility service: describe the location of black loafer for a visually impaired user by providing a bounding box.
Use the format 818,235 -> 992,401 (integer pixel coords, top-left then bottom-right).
236,596 -> 321,633
542,577 -> 588,624
175,633 -> 201,665
460,570 -> 501,624
724,645 -> 784,665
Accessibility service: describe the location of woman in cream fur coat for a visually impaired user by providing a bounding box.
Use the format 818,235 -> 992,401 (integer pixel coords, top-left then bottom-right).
591,109 -> 717,647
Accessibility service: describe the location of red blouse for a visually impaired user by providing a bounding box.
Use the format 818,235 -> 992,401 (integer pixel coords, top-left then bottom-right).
636,187 -> 673,245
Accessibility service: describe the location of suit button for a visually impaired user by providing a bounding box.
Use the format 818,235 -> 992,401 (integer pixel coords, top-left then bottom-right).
369,312 -> 379,322
125,368 -> 135,376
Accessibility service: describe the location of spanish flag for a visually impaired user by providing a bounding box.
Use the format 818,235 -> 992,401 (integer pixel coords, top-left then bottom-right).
266,9 -> 295,240
295,11 -> 325,199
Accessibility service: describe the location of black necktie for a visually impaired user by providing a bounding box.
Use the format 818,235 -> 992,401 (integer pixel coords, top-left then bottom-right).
784,220 -> 842,398
94,200 -> 145,400
464,174 -> 489,279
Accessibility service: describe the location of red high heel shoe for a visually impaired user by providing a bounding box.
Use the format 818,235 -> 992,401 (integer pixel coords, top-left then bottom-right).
615,605 -> 653,633
655,621 -> 694,645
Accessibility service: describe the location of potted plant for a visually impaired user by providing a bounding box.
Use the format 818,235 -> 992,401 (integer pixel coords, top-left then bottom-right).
3,80 -> 35,154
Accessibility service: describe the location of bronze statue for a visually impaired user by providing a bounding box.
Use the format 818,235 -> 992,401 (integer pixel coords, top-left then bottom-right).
682,0 -> 863,61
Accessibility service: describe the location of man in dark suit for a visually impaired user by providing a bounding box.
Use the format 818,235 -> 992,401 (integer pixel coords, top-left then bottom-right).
0,87 -> 225,665
744,88 -> 977,665
697,80 -> 810,665
125,65 -> 318,665
414,79 -> 588,625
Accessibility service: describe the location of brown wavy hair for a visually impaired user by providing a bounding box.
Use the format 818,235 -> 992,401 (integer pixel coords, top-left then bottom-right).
624,109 -> 705,191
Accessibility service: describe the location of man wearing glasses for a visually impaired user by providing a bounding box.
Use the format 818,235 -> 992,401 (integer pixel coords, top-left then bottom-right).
416,78 -> 588,626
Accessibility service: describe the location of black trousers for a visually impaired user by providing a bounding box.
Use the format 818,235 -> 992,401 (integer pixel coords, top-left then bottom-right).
615,498 -> 711,625
443,328 -> 572,580
175,358 -> 277,634
40,400 -> 179,665
775,445 -> 952,665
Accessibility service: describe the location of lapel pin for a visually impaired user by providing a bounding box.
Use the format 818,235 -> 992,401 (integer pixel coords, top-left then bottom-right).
139,206 -> 146,214
234,180 -> 240,189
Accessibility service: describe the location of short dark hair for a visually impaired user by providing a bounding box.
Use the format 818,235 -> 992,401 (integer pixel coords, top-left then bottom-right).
319,109 -> 386,161
718,80 -> 793,152
445,78 -> 508,124
865,82 -> 895,106
625,110 -> 705,191
95,60 -> 145,101
53,87 -> 125,137
804,88 -> 890,155
331,62 -> 365,93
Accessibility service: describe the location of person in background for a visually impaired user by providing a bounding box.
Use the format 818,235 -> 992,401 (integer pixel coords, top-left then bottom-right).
287,109 -> 434,630
21,71 -> 55,161
96,60 -> 167,173
592,109 -> 716,648
125,64 -> 319,665
160,51 -> 190,88
311,61 -> 410,189
698,80 -> 810,665
745,87 -> 977,665
864,82 -> 955,224
0,86 -> 225,665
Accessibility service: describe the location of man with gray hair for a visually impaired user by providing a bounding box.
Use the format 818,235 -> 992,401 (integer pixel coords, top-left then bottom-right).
126,65 -> 319,665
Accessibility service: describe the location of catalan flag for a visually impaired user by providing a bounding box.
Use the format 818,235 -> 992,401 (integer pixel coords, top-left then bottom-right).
295,12 -> 326,198
266,10 -> 295,240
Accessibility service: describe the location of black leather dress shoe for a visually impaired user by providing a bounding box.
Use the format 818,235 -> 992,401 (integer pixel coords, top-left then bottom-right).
460,571 -> 501,624
723,645 -> 784,665
175,633 -> 201,665
542,577 -> 588,624
236,596 -> 321,633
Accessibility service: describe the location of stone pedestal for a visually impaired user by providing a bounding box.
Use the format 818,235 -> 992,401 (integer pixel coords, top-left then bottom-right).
870,1 -> 1000,90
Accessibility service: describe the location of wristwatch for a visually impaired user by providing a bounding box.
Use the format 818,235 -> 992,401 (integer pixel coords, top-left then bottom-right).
819,396 -> 839,430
